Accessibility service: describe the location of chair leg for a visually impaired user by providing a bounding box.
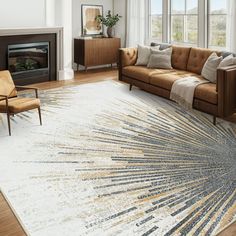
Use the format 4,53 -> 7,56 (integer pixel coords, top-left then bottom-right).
7,113 -> 11,136
129,84 -> 132,91
38,107 -> 42,125
213,116 -> 216,125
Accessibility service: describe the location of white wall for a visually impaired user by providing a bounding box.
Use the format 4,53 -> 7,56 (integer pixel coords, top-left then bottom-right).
113,0 -> 126,47
0,0 -> 46,28
46,0 -> 56,27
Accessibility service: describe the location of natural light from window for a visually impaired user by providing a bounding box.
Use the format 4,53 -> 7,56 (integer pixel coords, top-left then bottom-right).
150,0 -> 162,41
149,0 -> 228,50
208,0 -> 227,48
170,0 -> 198,45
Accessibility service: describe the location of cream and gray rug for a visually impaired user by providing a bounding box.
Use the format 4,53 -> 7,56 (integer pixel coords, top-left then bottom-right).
0,81 -> 235,236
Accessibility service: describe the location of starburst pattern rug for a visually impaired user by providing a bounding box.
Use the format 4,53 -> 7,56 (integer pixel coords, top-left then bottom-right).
0,81 -> 236,236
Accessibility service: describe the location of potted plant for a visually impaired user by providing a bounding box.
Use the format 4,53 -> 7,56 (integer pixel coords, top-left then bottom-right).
96,10 -> 121,38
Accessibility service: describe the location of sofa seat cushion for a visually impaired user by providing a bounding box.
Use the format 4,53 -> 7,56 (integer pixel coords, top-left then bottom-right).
122,66 -> 175,83
194,83 -> 217,105
150,71 -> 197,90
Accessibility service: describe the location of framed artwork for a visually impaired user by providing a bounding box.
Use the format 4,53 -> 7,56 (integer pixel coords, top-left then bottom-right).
81,4 -> 103,36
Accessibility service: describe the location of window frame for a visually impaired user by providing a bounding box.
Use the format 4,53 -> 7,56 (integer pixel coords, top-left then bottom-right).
207,0 -> 227,50
149,0 -> 164,42
148,0 -> 228,51
169,0 -> 199,46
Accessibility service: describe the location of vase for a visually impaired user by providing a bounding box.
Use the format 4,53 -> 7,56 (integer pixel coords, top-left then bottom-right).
107,27 -> 115,38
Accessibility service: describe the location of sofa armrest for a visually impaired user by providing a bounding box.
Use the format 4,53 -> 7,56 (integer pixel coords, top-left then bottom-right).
119,48 -> 138,80
217,65 -> 236,117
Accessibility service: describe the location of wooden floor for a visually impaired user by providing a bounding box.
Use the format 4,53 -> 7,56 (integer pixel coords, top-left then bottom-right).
0,68 -> 235,236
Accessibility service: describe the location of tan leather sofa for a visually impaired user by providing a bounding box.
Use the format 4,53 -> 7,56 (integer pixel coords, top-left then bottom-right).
119,45 -> 236,123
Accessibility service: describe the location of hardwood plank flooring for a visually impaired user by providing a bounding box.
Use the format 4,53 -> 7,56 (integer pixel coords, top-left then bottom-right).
0,68 -> 235,236
218,222 -> 236,236
0,193 -> 26,236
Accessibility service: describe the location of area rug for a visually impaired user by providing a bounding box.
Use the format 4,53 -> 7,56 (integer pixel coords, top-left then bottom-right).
0,81 -> 235,236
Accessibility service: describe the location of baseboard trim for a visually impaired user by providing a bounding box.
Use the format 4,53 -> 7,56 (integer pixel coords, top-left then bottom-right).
59,68 -> 74,80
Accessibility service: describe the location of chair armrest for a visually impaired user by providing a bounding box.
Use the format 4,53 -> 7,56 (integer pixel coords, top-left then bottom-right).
15,86 -> 39,98
0,95 -> 10,113
0,94 -> 8,99
15,85 -> 38,91
0,94 -> 8,101
217,66 -> 236,117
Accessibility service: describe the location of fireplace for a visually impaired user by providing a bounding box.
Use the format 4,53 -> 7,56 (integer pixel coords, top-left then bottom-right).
0,29 -> 61,85
8,42 -> 49,79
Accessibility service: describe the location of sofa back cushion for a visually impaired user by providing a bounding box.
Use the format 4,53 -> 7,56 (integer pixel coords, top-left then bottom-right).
221,51 -> 236,58
171,46 -> 191,70
187,48 -> 217,74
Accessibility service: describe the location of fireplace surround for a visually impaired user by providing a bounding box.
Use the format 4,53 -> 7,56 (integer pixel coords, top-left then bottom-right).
0,27 -> 63,85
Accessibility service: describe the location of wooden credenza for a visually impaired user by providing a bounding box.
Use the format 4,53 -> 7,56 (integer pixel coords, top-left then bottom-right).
74,37 -> 121,71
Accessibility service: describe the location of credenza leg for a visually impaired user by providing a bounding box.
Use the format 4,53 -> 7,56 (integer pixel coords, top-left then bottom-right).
129,84 -> 132,91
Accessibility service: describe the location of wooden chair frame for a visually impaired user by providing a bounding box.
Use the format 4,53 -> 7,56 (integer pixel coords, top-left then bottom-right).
0,86 -> 42,136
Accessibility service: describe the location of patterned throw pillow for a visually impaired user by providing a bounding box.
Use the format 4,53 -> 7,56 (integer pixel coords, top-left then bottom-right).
201,53 -> 222,83
147,47 -> 173,69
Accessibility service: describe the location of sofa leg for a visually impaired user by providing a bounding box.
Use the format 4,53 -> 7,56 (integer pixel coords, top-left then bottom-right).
129,84 -> 132,91
213,116 -> 216,125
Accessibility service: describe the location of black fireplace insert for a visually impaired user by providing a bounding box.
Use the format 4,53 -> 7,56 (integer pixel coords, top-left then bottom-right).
8,42 -> 49,75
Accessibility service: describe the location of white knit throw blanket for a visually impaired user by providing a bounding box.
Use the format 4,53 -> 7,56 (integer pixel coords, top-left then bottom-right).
170,76 -> 209,109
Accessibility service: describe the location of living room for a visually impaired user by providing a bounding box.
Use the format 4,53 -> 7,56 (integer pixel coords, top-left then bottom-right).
0,0 -> 235,235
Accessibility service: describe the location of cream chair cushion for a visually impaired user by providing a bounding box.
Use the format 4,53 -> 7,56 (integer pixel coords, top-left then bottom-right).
0,97 -> 40,113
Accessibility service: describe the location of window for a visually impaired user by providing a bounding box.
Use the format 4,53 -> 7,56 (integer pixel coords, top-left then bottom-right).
150,0 -> 163,41
170,0 -> 198,45
208,0 -> 227,49
149,0 -> 230,50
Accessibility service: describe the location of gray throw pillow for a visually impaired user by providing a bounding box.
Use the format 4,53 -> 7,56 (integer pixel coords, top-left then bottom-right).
135,45 -> 160,66
147,47 -> 173,69
201,53 -> 222,83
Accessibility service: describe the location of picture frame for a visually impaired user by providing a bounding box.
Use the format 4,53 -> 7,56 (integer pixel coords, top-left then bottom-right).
81,4 -> 103,36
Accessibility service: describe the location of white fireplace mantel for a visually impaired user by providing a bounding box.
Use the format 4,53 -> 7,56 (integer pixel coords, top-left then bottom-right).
0,27 -> 64,81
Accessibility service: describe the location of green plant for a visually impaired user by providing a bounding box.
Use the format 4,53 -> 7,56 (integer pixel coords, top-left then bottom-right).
96,10 -> 121,28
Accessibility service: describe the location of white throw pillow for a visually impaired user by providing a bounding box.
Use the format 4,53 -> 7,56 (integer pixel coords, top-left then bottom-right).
135,45 -> 160,66
218,54 -> 236,68
201,53 -> 222,83
147,47 -> 173,69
